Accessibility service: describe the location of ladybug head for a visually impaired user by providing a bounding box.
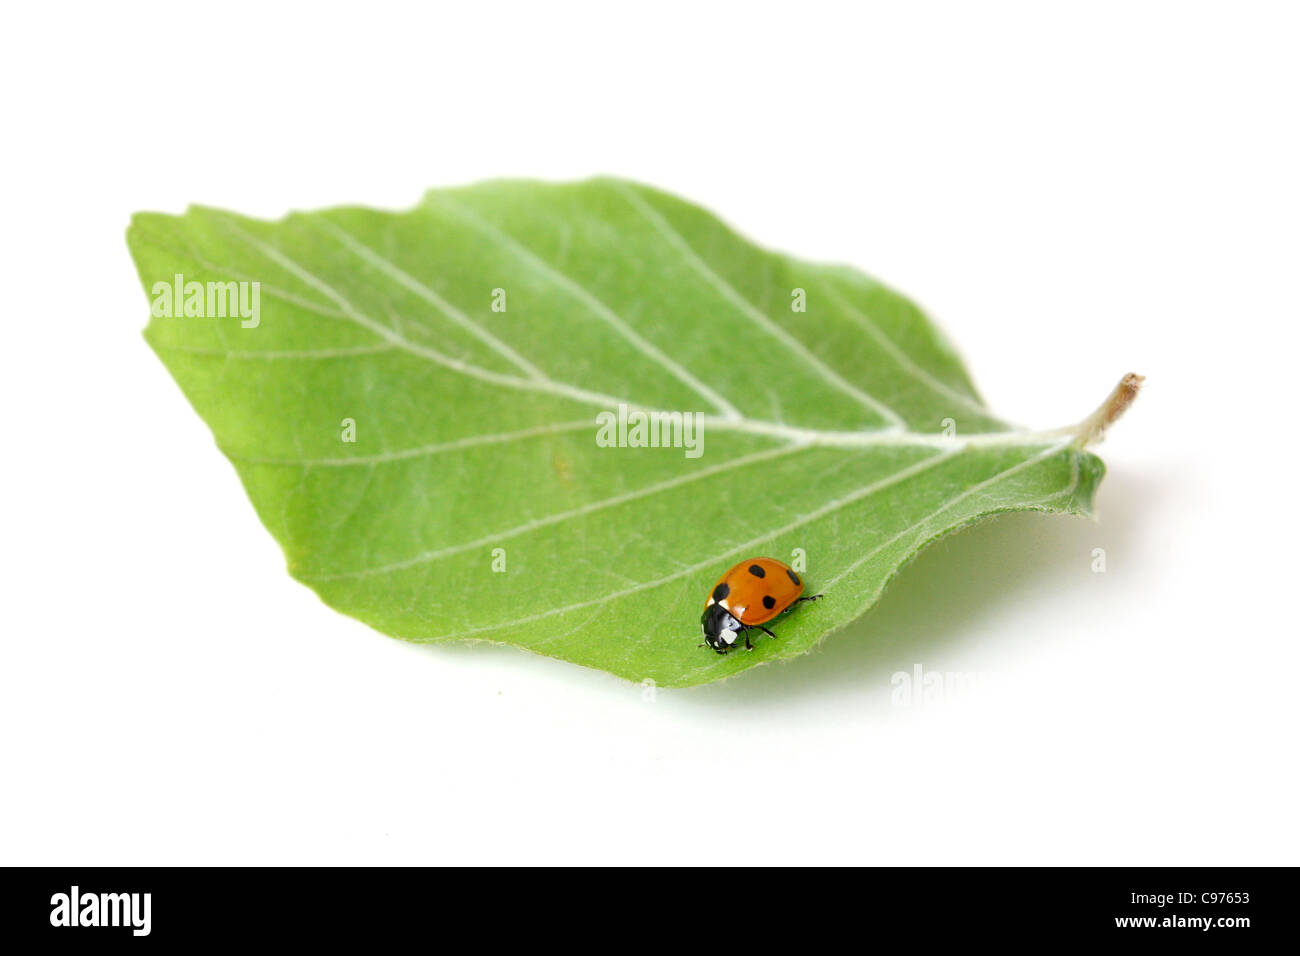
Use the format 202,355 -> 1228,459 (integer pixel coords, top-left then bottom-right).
700,603 -> 742,653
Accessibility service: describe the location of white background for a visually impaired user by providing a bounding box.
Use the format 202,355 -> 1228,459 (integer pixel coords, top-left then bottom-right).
2,2 -> 1297,865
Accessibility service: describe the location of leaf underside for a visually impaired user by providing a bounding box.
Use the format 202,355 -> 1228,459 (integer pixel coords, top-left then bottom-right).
127,178 -> 1104,687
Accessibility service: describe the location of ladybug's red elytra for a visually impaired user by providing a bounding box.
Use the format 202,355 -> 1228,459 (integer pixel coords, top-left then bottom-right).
700,557 -> 822,653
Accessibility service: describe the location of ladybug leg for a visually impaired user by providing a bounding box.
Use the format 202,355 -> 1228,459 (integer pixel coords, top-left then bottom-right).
752,624 -> 778,642
792,593 -> 823,606
743,632 -> 754,651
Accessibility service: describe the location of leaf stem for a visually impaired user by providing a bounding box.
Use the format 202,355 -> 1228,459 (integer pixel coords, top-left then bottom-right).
1071,373 -> 1145,448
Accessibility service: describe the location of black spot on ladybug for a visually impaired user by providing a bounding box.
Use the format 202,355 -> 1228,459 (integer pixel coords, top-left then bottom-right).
786,569 -> 801,586
713,582 -> 730,602
762,595 -> 777,610
748,564 -> 766,578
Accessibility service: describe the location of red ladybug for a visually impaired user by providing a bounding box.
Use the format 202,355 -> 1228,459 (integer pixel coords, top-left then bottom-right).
700,557 -> 822,653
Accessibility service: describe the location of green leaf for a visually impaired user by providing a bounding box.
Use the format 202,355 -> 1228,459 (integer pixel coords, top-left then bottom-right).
127,178 -> 1135,687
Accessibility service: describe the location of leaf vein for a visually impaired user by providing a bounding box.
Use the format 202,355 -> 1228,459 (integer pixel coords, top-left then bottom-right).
313,218 -> 549,382
611,181 -> 908,429
437,196 -> 743,420
306,441 -> 812,580
408,446 -> 965,640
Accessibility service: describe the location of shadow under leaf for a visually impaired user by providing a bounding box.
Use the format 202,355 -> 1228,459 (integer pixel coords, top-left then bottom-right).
676,466 -> 1156,709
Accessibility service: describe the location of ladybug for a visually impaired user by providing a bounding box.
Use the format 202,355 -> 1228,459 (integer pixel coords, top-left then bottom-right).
700,557 -> 822,653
